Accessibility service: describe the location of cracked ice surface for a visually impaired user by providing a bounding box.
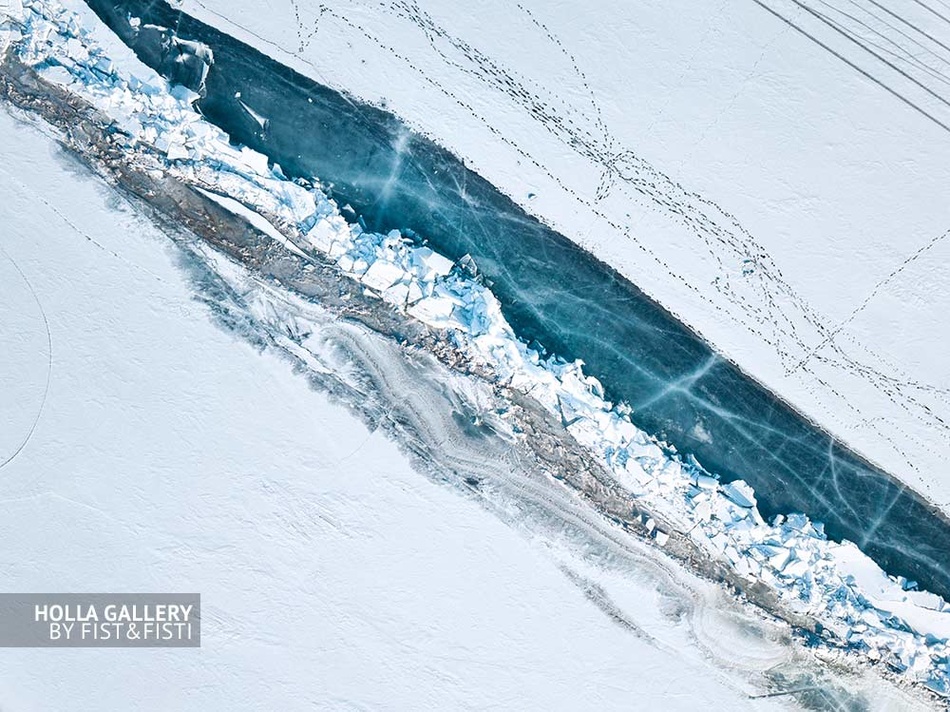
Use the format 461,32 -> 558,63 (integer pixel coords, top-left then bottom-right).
5,0 -> 950,694
79,0 -> 950,607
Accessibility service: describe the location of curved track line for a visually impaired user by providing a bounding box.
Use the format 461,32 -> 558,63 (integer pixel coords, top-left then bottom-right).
0,246 -> 52,471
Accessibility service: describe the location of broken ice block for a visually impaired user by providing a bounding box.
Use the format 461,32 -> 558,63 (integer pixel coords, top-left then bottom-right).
361,260 -> 408,292
722,481 -> 756,509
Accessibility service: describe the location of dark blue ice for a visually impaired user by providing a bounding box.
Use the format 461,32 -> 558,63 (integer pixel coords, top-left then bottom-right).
86,0 -> 950,599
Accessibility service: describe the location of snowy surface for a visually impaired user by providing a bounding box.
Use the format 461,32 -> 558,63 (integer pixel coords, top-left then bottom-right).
5,0 -> 950,694
177,0 -> 950,511
0,108 -> 811,711
5,0 -> 950,705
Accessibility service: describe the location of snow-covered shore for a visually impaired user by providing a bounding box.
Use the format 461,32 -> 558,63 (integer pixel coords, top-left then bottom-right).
4,0 -> 950,696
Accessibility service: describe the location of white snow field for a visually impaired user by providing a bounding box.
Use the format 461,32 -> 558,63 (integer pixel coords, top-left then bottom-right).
3,0 -> 949,700
2,0 -> 950,707
7,0 -> 949,689
0,108 -> 783,710
178,0 -> 950,509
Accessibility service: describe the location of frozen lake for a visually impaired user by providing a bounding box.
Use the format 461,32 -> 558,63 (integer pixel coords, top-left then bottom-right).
85,0 -> 950,600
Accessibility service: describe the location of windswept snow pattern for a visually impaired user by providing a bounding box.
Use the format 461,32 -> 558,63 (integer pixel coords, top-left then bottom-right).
4,0 -> 950,694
